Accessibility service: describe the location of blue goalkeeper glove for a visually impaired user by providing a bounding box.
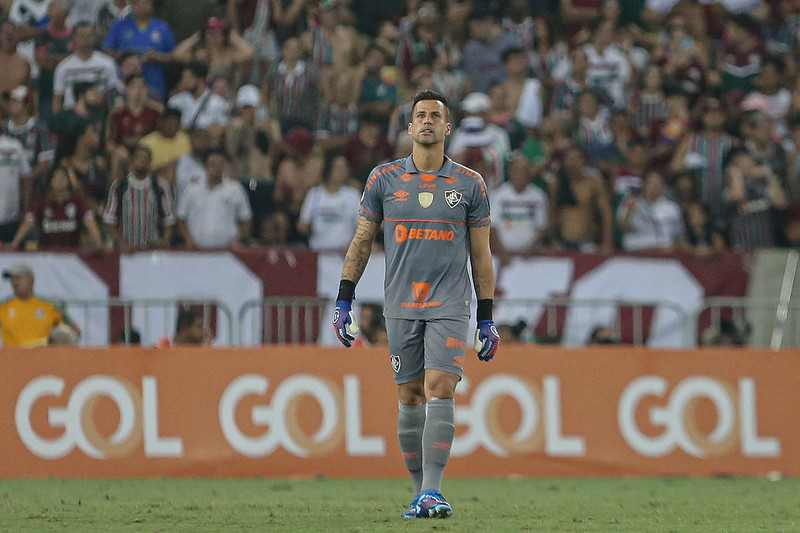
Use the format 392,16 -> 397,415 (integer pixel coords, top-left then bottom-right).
333,300 -> 360,347
474,320 -> 500,361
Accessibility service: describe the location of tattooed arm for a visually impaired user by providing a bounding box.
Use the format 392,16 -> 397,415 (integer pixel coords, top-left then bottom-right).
340,215 -> 381,284
469,225 -> 496,300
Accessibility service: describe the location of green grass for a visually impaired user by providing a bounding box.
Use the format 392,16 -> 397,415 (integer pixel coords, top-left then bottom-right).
0,477 -> 798,532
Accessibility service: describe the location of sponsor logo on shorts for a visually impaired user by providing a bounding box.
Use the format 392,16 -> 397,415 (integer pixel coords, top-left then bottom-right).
452,356 -> 464,368
444,189 -> 462,208
418,192 -> 434,208
391,354 -> 401,373
446,337 -> 466,349
433,441 -> 451,451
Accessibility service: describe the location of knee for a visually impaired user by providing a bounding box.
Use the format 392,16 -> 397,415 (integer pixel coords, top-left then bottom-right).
398,380 -> 426,405
424,373 -> 459,400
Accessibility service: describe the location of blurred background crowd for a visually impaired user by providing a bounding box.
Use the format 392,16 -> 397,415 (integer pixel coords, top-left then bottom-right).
0,0 -> 799,259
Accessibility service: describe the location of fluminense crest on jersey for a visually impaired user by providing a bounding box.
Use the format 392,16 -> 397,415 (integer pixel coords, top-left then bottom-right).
444,190 -> 462,208
418,192 -> 434,208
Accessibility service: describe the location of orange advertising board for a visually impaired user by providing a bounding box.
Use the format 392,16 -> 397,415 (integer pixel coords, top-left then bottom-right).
1,346 -> 797,478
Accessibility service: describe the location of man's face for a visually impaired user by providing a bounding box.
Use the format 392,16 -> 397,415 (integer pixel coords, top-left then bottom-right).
186,317 -> 207,344
205,154 -> 226,180
73,26 -> 94,52
408,99 -> 451,146
126,77 -> 147,103
131,0 -> 153,19
10,274 -> 33,298
131,147 -> 152,174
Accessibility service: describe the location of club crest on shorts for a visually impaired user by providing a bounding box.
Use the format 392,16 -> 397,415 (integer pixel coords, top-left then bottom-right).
391,354 -> 401,373
444,189 -> 462,208
418,191 -> 434,208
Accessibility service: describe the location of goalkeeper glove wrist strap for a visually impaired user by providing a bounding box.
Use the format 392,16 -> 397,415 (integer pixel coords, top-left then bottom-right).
476,299 -> 493,322
337,279 -> 356,302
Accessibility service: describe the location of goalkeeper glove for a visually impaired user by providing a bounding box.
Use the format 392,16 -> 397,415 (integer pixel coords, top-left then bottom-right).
333,300 -> 360,347
474,320 -> 500,361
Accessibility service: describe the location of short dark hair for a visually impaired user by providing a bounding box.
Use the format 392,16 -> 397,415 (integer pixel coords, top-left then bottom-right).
72,81 -> 98,101
412,89 -> 449,112
203,147 -> 230,163
124,73 -> 146,86
176,309 -> 202,335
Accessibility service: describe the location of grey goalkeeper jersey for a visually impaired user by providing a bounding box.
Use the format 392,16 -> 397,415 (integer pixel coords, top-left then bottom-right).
360,155 -> 491,320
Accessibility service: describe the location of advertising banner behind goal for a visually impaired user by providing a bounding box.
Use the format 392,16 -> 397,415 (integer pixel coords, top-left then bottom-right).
1,346 -> 796,478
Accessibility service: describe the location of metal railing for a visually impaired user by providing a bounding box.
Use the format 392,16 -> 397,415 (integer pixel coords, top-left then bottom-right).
695,296 -> 800,349
239,296 -> 694,346
61,298 -> 234,345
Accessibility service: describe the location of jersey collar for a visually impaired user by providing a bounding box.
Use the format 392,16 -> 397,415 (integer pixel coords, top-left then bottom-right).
402,154 -> 456,179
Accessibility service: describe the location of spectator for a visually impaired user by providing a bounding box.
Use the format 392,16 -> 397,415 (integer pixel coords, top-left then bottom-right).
527,14 -> 568,82
50,81 -> 107,140
671,96 -> 738,223
168,62 -> 231,144
7,0 -> 49,78
8,166 -> 104,251
139,107 -> 191,177
741,110 -> 788,184
723,147 -> 787,250
155,308 -> 210,347
173,16 -> 254,88
628,64 -> 667,140
616,169 -> 685,252
263,36 -> 321,132
315,71 -> 360,153
547,145 -> 613,252
0,262 -> 81,348
174,127 -> 212,204
677,201 -> 727,259
102,0 -> 176,101
448,91 -> 511,162
2,85 -> 53,193
652,14 -> 706,108
462,7 -> 522,94
106,73 -> 162,182
575,89 -> 613,157
490,152 -> 549,265
500,47 -> 544,130
343,111 -> 393,187
551,46 -> 612,116
450,116 -> 505,191
355,43 -> 398,121
0,130 -> 32,244
96,0 -> 131,42
747,55 -> 791,140
588,325 -> 619,345
297,153 -> 361,253
103,144 -> 175,252
33,0 -> 72,122
0,21 -> 32,95
65,0 -> 105,28
177,148 -> 252,249
274,126 -> 323,216
718,13 -> 765,96
226,83 -> 278,182
582,18 -> 632,109
55,121 -> 108,213
52,22 -> 121,115
300,0 -> 358,76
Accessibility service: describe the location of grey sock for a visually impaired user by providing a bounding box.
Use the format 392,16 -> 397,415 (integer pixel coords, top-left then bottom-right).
420,397 -> 455,493
397,402 -> 426,495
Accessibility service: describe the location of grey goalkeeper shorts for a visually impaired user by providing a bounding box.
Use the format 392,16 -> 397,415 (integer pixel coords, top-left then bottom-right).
385,316 -> 470,385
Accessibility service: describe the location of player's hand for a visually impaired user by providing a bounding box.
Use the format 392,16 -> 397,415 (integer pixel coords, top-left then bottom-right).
333,300 -> 360,347
474,320 -> 500,361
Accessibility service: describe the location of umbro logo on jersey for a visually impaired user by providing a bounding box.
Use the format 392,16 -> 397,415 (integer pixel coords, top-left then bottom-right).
445,189 -> 462,208
418,192 -> 434,208
393,190 -> 409,201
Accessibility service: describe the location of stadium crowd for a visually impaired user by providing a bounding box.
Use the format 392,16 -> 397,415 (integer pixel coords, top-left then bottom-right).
0,0 -> 798,259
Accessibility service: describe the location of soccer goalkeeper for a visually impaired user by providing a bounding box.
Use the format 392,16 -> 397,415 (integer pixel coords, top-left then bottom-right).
333,90 -> 499,519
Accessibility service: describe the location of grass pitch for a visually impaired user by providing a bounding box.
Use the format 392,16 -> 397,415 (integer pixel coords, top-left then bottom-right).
0,477 -> 798,532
